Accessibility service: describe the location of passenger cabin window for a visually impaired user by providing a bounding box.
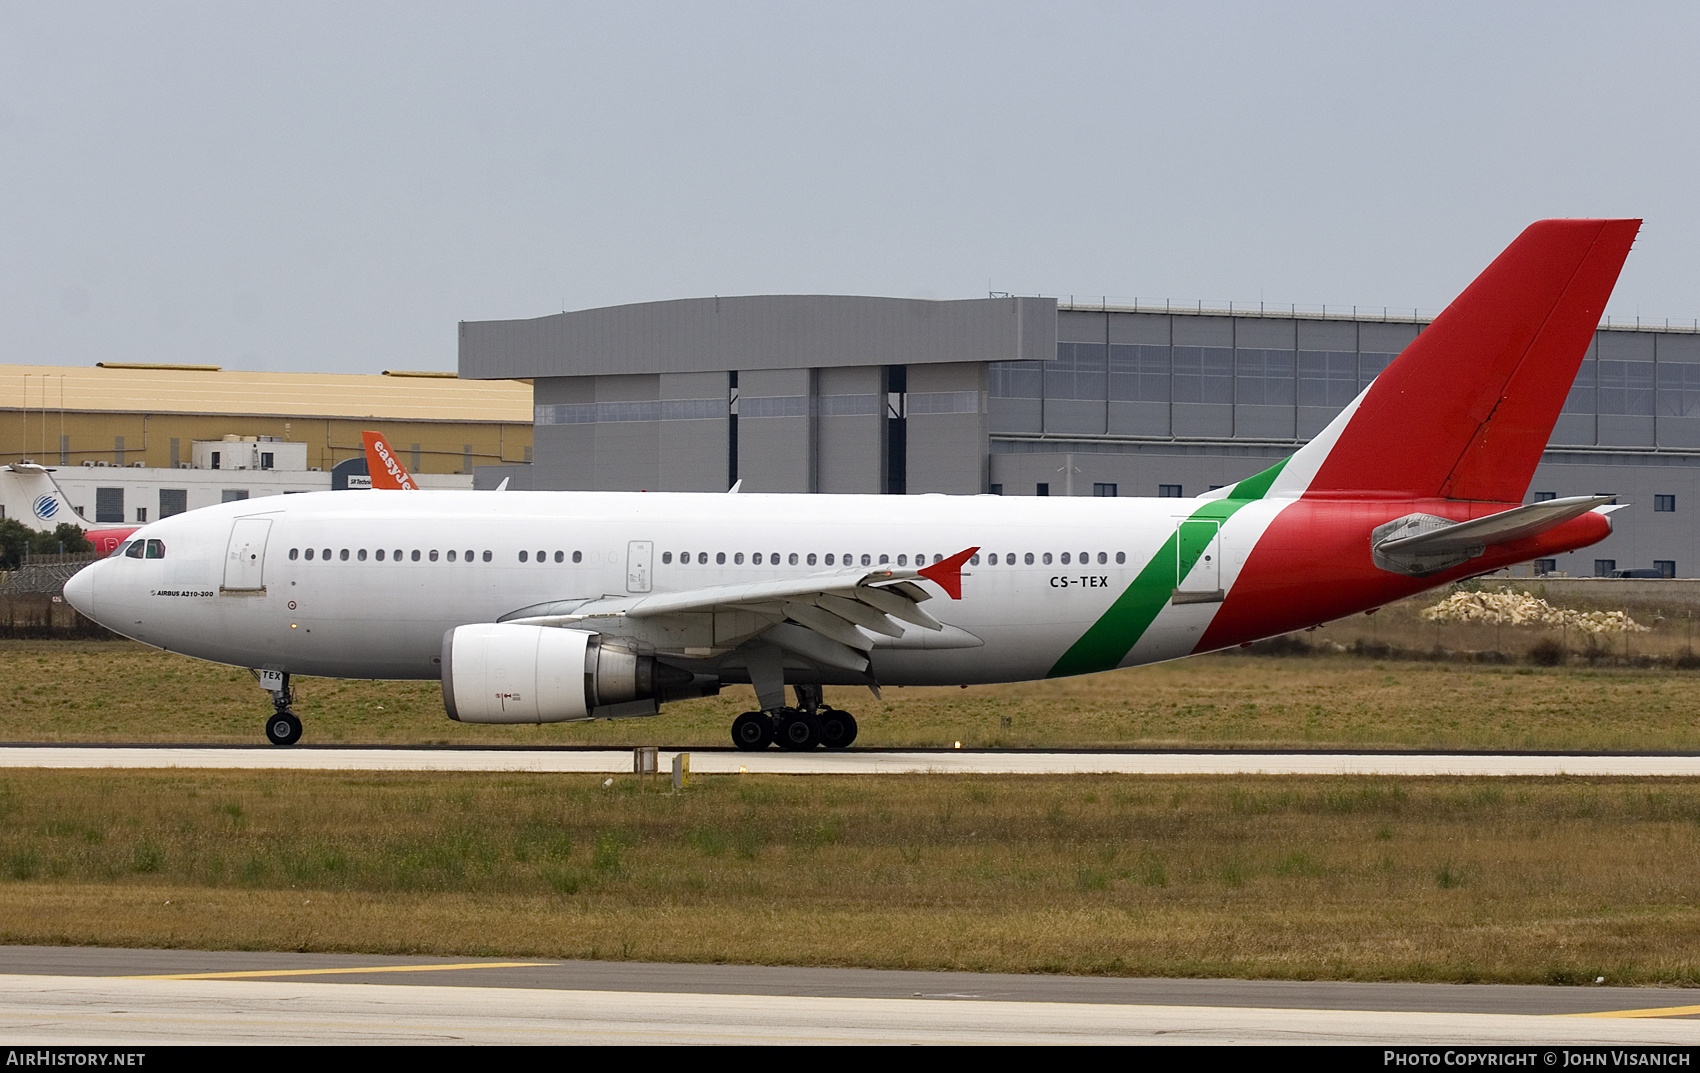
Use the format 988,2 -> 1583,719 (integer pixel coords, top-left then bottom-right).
289,548 -> 299,560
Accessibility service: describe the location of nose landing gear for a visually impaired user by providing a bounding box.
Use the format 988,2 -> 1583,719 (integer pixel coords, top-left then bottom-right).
728,685 -> 858,752
257,670 -> 302,746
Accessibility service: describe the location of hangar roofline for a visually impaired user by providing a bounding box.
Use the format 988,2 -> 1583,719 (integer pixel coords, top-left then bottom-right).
458,294 -> 1057,380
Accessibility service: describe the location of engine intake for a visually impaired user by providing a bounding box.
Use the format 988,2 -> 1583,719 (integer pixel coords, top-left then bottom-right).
441,623 -> 686,723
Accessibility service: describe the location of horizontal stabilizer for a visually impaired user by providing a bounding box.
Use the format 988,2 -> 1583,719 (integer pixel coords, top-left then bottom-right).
1371,495 -> 1615,577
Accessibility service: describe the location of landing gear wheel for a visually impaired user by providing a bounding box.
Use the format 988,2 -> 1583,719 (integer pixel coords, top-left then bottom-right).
731,711 -> 774,751
775,710 -> 824,751
265,711 -> 303,747
819,709 -> 858,750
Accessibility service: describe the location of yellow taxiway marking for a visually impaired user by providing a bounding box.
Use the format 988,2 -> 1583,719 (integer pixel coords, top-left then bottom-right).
1572,1004 -> 1700,1019
120,961 -> 550,980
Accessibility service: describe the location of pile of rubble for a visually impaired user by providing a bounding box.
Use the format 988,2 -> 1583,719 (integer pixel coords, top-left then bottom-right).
1419,590 -> 1650,634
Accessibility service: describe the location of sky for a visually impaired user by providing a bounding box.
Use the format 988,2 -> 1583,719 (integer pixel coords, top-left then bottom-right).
2,1 -> 1696,373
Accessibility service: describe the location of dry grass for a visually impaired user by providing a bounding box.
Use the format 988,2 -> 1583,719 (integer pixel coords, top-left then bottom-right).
5,770 -> 1700,984
8,638 -> 1700,750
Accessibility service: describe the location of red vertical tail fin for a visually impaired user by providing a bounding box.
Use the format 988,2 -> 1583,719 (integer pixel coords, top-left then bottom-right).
1291,219 -> 1639,503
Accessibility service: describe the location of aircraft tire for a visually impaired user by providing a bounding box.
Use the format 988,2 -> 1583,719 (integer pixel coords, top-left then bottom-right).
731,711 -> 773,751
819,709 -> 857,750
775,710 -> 823,751
265,712 -> 303,747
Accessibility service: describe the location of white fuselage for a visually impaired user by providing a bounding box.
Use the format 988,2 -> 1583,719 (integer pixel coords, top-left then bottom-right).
66,489 -> 1285,685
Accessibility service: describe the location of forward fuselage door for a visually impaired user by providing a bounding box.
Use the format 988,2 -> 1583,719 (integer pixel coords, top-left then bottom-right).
1173,519 -> 1224,604
222,517 -> 273,592
626,540 -> 653,594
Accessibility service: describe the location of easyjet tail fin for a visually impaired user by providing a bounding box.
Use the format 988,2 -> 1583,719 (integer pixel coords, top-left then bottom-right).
361,431 -> 418,490
1268,219 -> 1640,503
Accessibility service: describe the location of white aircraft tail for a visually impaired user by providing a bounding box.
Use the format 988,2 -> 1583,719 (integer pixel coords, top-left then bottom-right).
0,463 -> 87,532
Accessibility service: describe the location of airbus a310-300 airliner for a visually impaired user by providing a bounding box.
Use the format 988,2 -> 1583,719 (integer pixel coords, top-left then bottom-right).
64,220 -> 1640,749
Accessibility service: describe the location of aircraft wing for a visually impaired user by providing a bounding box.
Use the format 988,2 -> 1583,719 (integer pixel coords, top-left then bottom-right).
499,547 -> 979,672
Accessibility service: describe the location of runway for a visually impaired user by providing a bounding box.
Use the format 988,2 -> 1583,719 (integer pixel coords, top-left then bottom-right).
3,946 -> 1700,1045
4,744 -> 1700,776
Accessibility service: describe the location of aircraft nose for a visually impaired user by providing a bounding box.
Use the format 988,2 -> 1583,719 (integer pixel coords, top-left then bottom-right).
63,564 -> 96,619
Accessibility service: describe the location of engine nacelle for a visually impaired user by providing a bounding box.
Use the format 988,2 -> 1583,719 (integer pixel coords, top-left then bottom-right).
441,623 -> 676,724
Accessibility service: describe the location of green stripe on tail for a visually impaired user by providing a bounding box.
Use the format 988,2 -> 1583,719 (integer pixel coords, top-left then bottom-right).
1046,457 -> 1288,678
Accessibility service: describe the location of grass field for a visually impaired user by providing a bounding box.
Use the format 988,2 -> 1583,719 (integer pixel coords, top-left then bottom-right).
4,769 -> 1700,984
4,639 -> 1700,751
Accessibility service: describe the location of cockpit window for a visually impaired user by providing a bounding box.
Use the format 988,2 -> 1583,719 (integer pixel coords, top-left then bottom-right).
145,539 -> 165,559
125,541 -> 144,559
110,540 -> 134,559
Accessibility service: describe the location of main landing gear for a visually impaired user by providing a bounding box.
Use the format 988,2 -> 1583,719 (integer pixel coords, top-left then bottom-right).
263,672 -> 302,746
730,685 -> 858,752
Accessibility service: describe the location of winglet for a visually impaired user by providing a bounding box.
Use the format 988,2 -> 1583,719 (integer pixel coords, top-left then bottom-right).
918,547 -> 978,600
361,431 -> 418,490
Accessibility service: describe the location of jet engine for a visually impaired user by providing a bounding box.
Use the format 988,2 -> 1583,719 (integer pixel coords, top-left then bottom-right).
441,623 -> 687,723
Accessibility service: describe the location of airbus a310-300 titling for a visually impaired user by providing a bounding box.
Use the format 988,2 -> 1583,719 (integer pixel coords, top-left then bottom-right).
64,220 -> 1640,748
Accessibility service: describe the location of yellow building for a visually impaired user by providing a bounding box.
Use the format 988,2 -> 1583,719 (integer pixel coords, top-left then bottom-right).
3,363 -> 533,474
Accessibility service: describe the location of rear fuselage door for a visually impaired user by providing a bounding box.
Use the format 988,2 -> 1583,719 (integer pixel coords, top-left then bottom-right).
222,518 -> 272,592
626,540 -> 653,593
1173,519 -> 1224,603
